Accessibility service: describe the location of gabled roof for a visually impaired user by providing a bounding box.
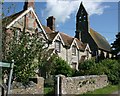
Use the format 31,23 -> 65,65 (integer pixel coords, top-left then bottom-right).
75,38 -> 86,51
59,32 -> 74,47
2,10 -> 24,27
42,25 -> 53,34
90,28 -> 111,52
48,32 -> 58,41
42,25 -> 58,41
2,7 -> 48,39
42,24 -> 87,51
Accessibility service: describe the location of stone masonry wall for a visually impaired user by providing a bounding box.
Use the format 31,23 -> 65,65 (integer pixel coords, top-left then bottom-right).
59,75 -> 108,94
10,77 -> 44,95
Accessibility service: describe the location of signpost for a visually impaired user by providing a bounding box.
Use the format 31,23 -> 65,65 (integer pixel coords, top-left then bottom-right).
0,60 -> 14,96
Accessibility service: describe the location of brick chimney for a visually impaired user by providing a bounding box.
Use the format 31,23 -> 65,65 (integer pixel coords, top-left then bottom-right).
23,0 -> 35,10
47,16 -> 55,31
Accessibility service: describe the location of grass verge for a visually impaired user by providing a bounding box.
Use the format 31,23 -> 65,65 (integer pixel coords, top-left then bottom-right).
80,84 -> 118,96
44,87 -> 54,95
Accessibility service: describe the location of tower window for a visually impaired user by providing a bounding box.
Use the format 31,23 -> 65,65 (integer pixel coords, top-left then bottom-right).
79,16 -> 81,19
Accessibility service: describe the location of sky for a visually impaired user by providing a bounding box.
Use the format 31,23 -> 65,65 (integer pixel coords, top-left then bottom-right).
2,0 -> 119,44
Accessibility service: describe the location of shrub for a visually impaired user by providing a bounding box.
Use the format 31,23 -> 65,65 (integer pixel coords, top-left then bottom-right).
78,58 -> 97,75
78,58 -> 120,84
51,56 -> 74,77
98,59 -> 120,84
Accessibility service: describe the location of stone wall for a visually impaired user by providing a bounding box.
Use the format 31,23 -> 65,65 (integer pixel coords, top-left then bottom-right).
10,77 -> 44,95
58,75 -> 108,95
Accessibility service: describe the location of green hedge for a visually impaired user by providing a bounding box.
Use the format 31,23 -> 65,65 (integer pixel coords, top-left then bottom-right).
78,58 -> 120,85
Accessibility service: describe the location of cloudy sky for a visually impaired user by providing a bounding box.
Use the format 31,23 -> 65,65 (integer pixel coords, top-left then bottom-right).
3,0 -> 119,44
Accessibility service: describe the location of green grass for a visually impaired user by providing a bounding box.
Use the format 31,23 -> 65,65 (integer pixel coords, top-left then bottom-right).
80,84 -> 118,96
44,87 -> 54,95
44,84 -> 118,96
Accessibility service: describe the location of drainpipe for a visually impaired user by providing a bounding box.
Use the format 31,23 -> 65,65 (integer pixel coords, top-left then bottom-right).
66,48 -> 68,62
77,50 -> 79,70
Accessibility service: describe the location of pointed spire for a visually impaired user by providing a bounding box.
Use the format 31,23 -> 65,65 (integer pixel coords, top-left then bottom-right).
77,2 -> 88,17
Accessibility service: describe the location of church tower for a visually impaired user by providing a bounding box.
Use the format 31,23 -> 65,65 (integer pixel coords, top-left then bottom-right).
75,2 -> 89,43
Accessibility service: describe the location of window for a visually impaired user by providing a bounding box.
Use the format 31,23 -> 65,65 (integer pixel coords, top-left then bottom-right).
71,62 -> 77,69
72,45 -> 76,56
55,41 -> 61,53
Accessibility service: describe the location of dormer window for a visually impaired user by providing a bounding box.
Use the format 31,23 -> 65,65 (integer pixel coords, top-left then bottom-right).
55,40 -> 61,53
72,45 -> 76,56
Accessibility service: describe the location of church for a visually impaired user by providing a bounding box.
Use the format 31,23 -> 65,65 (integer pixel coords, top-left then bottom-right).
2,1 -> 112,70
75,2 -> 112,61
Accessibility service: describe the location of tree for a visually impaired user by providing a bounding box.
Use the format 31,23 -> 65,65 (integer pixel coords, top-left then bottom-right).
2,2 -> 49,84
4,29 -> 47,84
111,32 -> 120,55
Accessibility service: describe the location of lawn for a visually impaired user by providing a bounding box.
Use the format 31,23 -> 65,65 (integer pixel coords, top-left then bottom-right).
80,84 -> 118,96
44,84 -> 118,96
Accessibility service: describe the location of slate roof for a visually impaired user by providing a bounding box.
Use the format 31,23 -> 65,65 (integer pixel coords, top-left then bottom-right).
90,28 -> 111,52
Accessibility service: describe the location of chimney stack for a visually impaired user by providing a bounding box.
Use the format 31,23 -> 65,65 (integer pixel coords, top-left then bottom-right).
47,16 -> 55,32
23,0 -> 35,10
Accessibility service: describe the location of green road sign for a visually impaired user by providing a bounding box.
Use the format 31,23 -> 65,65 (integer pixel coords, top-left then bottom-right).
0,60 -> 14,96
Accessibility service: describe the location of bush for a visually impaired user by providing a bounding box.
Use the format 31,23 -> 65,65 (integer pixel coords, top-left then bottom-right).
51,56 -> 74,77
78,58 -> 97,75
98,59 -> 120,84
78,58 -> 120,84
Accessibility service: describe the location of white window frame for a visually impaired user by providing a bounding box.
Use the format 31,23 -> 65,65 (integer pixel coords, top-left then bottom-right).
72,45 -> 76,56
55,40 -> 61,53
